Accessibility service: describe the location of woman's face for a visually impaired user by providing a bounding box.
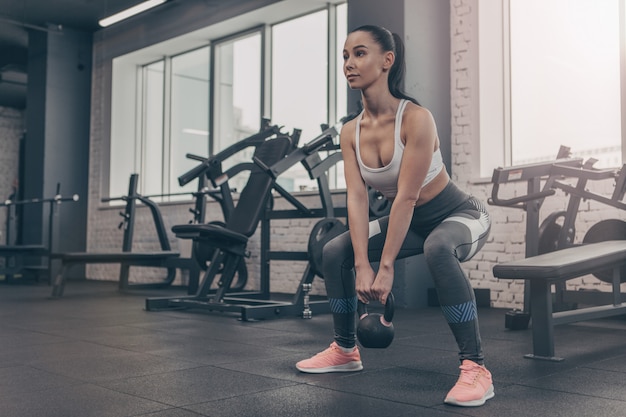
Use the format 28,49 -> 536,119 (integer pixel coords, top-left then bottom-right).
342,30 -> 391,90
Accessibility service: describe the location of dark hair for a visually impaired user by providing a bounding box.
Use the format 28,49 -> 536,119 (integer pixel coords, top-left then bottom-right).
350,25 -> 419,105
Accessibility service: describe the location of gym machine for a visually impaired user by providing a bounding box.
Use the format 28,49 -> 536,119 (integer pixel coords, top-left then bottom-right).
50,123 -> 282,297
489,145 -> 626,328
175,119 -> 284,289
146,114 -> 358,320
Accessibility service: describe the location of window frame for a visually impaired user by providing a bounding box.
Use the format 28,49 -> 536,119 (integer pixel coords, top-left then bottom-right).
478,0 -> 626,178
106,2 -> 347,202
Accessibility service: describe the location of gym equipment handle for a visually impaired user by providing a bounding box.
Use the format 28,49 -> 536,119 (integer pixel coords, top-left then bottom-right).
488,184 -> 555,207
178,161 -> 212,187
177,123 -> 283,187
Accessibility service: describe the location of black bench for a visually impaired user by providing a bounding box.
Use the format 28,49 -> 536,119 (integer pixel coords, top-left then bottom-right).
48,251 -> 198,297
493,240 -> 626,361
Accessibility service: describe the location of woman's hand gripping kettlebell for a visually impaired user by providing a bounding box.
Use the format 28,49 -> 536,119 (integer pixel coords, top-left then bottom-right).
356,292 -> 395,348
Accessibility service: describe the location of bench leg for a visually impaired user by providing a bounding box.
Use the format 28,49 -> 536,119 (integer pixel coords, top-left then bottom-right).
51,263 -> 69,297
525,279 -> 564,361
119,263 -> 130,290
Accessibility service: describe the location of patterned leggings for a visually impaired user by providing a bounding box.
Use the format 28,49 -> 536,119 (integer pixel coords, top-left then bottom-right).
322,181 -> 491,364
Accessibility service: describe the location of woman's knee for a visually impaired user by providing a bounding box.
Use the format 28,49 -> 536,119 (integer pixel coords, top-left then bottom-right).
322,232 -> 354,271
423,235 -> 457,265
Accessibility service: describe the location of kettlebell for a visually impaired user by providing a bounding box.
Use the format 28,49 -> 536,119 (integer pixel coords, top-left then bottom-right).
356,292 -> 395,348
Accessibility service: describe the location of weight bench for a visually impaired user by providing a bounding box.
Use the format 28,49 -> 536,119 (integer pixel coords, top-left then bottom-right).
47,173 -> 204,298
0,245 -> 49,282
49,251 -> 197,297
493,240 -> 626,361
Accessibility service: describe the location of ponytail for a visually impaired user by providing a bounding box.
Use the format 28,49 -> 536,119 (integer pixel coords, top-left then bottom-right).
389,33 -> 419,105
350,25 -> 419,105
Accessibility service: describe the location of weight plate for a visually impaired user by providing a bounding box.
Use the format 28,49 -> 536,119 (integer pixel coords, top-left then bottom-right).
582,218 -> 626,283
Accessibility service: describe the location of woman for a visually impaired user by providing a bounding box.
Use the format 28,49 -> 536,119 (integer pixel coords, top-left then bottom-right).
296,25 -> 494,408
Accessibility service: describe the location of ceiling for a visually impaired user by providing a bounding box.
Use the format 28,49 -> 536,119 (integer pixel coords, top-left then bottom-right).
0,0 -> 153,108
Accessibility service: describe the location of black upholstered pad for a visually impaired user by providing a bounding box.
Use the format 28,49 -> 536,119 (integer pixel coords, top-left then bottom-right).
493,240 -> 626,281
171,224 -> 248,244
171,136 -> 292,244
49,251 -> 180,262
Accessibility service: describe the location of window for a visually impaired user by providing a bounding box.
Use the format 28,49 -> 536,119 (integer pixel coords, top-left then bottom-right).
271,10 -> 329,191
213,30 -> 263,193
270,5 -> 348,192
141,60 -> 165,196
170,47 -> 210,197
334,2 -> 348,189
479,0 -> 624,177
108,2 -> 347,199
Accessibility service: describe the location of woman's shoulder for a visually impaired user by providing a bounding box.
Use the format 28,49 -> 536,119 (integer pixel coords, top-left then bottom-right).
339,118 -> 357,148
402,101 -> 436,127
403,100 -> 433,117
340,117 -> 357,138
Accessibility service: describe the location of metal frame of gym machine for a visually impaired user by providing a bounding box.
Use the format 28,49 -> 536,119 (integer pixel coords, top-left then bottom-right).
489,145 -> 626,328
72,124 -> 284,292
1,184 -> 78,282
145,119 -> 350,320
100,173 -> 208,293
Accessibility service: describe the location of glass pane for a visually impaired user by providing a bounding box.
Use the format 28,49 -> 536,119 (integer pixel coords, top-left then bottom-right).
334,3 -> 348,189
170,47 -> 210,198
109,59 -> 138,199
142,60 -> 165,196
510,0 -> 621,167
272,10 -> 329,192
336,3 -> 348,123
214,32 -> 262,193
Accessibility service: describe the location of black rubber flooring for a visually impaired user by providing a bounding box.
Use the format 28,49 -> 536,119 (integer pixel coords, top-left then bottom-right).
1,280 -> 626,417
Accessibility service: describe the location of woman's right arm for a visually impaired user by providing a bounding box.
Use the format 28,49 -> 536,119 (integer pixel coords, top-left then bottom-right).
340,123 -> 376,301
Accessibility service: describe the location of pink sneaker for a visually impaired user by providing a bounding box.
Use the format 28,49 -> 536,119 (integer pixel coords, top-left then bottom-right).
296,342 -> 363,373
444,360 -> 495,407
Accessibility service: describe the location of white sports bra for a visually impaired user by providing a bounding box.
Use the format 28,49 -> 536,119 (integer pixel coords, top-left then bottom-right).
355,99 -> 444,199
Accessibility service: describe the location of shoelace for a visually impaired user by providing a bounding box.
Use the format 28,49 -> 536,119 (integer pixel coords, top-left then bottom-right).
314,344 -> 341,358
457,363 -> 482,385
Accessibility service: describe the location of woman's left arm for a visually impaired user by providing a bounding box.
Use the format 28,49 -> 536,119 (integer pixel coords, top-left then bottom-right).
371,105 -> 438,303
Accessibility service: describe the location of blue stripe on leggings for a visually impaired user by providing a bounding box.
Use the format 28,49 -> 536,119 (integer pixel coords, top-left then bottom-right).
328,296 -> 358,314
441,300 -> 477,324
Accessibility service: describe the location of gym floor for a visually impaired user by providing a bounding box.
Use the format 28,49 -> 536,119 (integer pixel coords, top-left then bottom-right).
1,280 -> 626,417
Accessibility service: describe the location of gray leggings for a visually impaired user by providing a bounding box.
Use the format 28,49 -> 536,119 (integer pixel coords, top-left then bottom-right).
322,181 -> 491,363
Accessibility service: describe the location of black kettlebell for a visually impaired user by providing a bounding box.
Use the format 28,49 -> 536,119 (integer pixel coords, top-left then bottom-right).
356,292 -> 395,348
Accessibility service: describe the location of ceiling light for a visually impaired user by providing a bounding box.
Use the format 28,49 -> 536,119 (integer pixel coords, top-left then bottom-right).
98,0 -> 168,27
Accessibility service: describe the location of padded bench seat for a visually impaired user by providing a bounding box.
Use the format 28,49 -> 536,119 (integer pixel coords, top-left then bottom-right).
48,251 -> 200,297
493,240 -> 626,361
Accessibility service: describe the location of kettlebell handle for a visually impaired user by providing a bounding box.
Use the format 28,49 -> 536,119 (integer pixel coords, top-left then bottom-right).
357,292 -> 395,323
